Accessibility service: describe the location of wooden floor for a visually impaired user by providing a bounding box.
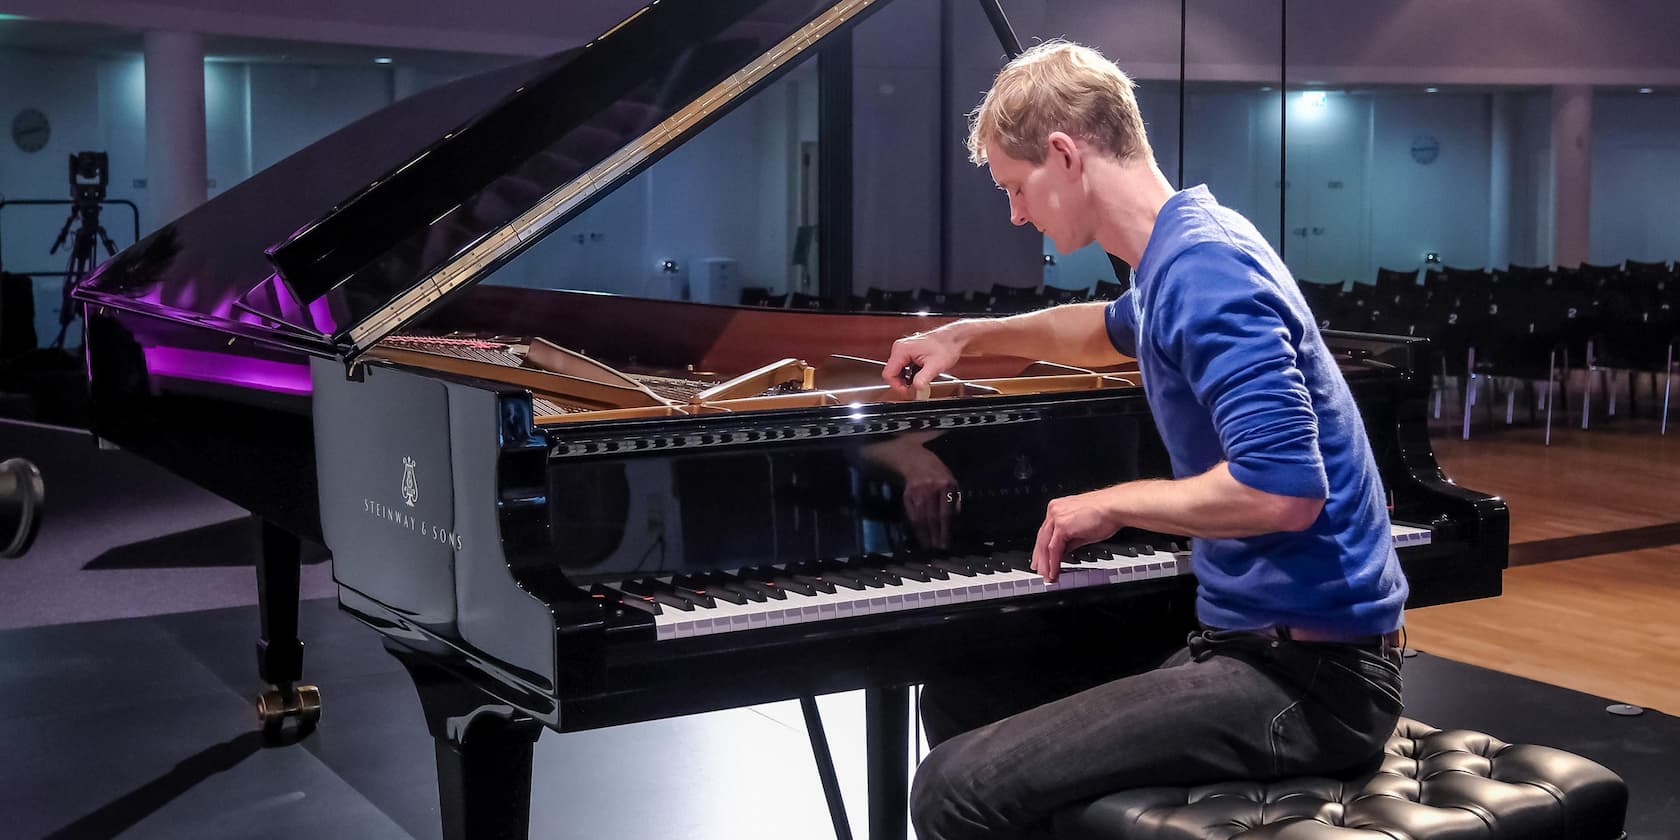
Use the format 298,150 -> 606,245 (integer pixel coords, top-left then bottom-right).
1409,405 -> 1680,715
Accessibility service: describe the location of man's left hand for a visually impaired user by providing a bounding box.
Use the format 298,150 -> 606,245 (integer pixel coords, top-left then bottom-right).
1031,486 -> 1124,582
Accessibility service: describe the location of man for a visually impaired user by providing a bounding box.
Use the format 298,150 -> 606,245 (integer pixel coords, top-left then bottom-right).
881,41 -> 1408,839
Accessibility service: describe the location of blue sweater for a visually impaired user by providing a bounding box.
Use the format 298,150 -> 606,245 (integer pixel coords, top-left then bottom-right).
1104,186 -> 1407,635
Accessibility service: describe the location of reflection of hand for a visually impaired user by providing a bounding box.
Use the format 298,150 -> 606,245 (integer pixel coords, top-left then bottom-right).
1031,487 -> 1123,583
882,328 -> 965,398
858,433 -> 958,550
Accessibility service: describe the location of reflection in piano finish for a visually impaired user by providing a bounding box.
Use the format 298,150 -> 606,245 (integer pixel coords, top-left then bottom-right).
73,1 -> 1508,839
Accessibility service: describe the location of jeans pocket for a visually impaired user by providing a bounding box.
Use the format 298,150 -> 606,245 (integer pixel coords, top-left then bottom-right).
1267,700 -> 1308,778
1320,654 -> 1404,713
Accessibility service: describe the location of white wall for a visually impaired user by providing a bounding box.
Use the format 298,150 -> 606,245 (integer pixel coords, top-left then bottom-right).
0,49 -> 141,345
0,44 -> 445,344
1591,92 -> 1680,265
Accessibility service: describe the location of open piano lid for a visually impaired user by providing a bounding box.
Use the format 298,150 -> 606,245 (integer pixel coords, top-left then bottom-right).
74,0 -> 889,362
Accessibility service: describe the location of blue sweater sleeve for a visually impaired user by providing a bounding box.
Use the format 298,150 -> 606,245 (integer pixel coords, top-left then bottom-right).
1103,290 -> 1140,357
1157,244 -> 1328,499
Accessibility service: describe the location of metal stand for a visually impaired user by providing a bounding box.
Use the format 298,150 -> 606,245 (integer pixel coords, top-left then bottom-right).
802,696 -> 854,840
866,686 -> 911,840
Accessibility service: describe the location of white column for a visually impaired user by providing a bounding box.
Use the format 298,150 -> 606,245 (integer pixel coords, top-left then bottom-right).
1550,85 -> 1593,268
143,30 -> 207,229
1488,93 -> 1514,270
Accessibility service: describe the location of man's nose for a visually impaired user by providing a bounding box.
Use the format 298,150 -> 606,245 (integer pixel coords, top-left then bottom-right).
1009,199 -> 1028,226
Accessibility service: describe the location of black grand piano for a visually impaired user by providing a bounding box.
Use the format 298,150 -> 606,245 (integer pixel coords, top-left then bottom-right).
73,1 -> 1508,838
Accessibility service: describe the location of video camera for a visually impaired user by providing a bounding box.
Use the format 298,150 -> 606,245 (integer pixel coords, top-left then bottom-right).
69,151 -> 109,208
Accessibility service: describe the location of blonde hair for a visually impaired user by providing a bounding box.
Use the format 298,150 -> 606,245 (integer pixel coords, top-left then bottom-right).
966,40 -> 1151,167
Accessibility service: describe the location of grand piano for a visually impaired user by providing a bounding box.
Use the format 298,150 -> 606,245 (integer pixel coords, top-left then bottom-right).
73,1 -> 1509,838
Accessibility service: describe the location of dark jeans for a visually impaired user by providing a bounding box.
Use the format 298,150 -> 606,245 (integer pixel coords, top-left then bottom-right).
910,629 -> 1405,840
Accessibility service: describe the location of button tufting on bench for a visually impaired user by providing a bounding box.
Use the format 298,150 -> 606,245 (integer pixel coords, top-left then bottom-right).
1053,717 -> 1628,839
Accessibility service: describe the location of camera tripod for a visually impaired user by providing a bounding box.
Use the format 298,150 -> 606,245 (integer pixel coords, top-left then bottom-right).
47,198 -> 117,351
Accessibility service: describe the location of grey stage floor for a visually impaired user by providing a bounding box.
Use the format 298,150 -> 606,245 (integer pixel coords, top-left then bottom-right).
1,597 -> 1677,840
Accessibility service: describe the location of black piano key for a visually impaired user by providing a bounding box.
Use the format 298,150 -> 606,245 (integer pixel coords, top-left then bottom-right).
785,573 -> 837,595
952,554 -> 998,575
994,551 -> 1033,572
782,562 -> 844,594
926,556 -> 979,577
1113,544 -> 1139,557
850,557 -> 902,586
741,567 -> 819,596
882,562 -> 931,583
732,577 -> 785,600
668,576 -> 727,607
698,572 -> 767,603
803,561 -> 868,591
619,579 -> 695,612
903,559 -> 950,580
592,583 -> 660,616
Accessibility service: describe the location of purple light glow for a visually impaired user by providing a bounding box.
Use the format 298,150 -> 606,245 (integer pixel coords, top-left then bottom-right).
143,346 -> 314,396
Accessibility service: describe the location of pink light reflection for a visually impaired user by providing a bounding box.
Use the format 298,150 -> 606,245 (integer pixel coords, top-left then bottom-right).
142,346 -> 313,396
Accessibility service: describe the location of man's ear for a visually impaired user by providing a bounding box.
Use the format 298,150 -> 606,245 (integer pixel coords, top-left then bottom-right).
1046,131 -> 1080,175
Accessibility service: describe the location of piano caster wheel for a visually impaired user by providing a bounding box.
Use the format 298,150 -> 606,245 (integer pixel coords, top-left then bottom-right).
257,684 -> 321,738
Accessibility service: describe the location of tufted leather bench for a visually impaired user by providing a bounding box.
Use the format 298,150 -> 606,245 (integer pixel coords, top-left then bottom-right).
1054,718 -> 1628,839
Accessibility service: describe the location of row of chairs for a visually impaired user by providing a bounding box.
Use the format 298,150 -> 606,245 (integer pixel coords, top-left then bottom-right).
738,280 -> 1131,314
1297,260 -> 1677,442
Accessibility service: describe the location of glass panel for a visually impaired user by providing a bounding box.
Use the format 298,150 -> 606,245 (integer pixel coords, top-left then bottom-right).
1184,0 -> 1283,256
285,0 -> 851,342
486,56 -> 820,308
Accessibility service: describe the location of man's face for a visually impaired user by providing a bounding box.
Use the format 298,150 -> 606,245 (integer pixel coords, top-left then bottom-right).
986,140 -> 1091,255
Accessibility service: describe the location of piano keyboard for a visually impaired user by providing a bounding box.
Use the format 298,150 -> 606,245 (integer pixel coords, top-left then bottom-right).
598,523 -> 1434,641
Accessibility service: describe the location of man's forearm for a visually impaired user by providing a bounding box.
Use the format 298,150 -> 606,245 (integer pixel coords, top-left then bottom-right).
1098,463 -> 1323,539
940,302 -> 1127,368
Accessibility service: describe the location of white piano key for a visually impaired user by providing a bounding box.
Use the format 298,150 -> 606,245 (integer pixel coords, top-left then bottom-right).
641,523 -> 1432,640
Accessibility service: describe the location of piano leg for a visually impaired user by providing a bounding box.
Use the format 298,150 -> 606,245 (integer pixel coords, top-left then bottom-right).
254,518 -> 320,737
387,642 -> 543,840
866,686 -> 911,840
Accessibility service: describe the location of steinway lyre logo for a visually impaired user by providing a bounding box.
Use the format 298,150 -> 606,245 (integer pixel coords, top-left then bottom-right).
401,456 -> 419,507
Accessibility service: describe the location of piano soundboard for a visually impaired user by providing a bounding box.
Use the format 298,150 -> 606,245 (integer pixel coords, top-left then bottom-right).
370,332 -> 1138,423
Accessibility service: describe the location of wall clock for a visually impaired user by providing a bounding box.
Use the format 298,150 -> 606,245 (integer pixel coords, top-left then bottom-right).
11,108 -> 50,153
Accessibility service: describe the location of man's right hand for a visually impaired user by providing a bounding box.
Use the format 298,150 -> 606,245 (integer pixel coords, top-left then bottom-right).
883,327 -> 967,398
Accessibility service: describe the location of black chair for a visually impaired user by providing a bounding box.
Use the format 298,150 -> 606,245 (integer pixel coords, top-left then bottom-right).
787,292 -> 824,310
1092,279 -> 1129,300
1367,268 -> 1429,338
1054,717 -> 1628,840
1579,261 -> 1624,291
986,283 -> 1041,313
1464,271 -> 1590,443
1295,279 -> 1344,330
738,286 -> 775,307
864,287 -> 915,312
912,289 -> 967,313
1041,285 -> 1089,305
1333,282 -> 1377,333
1588,269 -> 1678,434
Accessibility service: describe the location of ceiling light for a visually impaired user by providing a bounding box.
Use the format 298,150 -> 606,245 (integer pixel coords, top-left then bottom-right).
1425,87 -> 1439,94
374,57 -> 394,64
1639,87 -> 1654,94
